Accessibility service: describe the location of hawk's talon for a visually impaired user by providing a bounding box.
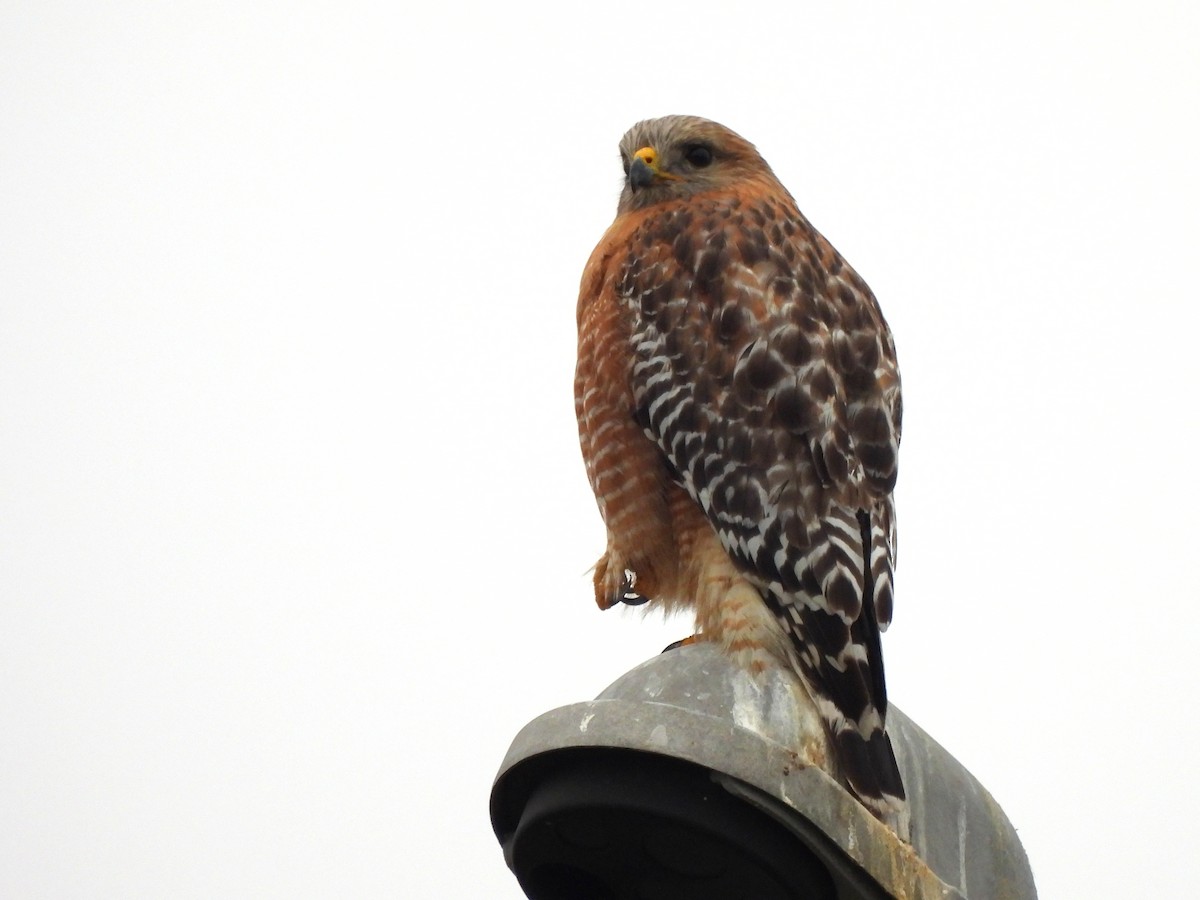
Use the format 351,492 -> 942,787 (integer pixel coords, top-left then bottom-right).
616,568 -> 648,606
662,635 -> 699,653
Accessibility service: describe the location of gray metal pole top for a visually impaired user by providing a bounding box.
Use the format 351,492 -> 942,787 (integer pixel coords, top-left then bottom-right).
491,643 -> 1035,899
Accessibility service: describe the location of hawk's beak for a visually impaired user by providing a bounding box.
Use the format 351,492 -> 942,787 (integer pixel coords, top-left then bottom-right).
628,145 -> 677,191
629,156 -> 656,190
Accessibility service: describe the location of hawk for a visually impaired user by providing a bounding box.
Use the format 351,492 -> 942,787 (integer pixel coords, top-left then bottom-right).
574,115 -> 909,839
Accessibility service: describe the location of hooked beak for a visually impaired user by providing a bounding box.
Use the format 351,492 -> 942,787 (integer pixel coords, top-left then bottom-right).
628,146 -> 677,191
629,156 -> 656,190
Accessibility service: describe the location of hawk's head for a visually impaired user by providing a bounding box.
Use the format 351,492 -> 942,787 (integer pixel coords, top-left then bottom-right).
616,115 -> 778,214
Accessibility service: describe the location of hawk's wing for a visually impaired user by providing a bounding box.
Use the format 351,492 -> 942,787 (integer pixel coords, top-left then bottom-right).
618,188 -> 905,810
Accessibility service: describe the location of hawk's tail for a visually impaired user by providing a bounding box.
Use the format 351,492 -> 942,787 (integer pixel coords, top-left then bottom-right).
839,509 -> 910,838
831,719 -> 910,841
766,576 -> 910,839
762,506 -> 910,841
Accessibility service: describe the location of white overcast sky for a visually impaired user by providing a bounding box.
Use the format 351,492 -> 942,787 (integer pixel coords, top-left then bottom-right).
2,2 -> 1198,897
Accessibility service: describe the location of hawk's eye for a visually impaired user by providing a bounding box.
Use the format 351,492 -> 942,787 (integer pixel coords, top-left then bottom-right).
683,144 -> 713,168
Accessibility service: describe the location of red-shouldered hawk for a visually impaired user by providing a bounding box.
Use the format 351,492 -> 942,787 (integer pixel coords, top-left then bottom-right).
575,115 -> 909,839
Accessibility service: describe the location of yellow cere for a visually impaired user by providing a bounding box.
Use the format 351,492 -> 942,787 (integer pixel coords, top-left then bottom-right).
633,145 -> 680,180
634,146 -> 658,168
